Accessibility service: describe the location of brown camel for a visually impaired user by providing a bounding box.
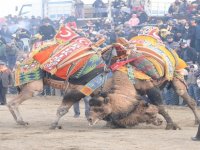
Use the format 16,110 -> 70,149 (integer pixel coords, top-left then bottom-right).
7,43 -> 200,130
7,68 -> 199,130
88,71 -> 163,128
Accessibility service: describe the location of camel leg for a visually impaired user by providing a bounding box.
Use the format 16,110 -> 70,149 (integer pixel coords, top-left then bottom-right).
7,80 -> 43,125
146,87 -> 181,130
157,105 -> 181,130
192,124 -> 200,141
50,89 -> 85,129
7,90 -> 34,125
172,78 -> 200,124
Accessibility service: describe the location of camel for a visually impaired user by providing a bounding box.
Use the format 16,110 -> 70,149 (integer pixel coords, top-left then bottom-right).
88,71 -> 163,128
7,49 -> 200,130
7,28 -> 200,130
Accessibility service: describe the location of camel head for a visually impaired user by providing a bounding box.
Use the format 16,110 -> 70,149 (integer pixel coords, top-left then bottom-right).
88,95 -> 112,126
133,101 -> 163,126
88,95 -> 163,127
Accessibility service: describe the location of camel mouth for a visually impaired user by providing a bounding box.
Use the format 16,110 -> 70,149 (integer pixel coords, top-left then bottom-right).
88,118 -> 100,126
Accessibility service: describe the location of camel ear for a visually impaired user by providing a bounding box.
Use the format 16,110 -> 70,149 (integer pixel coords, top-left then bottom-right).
103,97 -> 110,104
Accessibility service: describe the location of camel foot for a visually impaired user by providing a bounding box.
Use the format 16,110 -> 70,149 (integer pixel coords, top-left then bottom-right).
17,121 -> 29,126
191,137 -> 200,141
166,123 -> 181,130
49,123 -> 62,130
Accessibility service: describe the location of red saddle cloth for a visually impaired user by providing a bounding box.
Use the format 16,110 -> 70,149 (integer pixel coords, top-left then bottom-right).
55,26 -> 79,43
33,43 -> 59,64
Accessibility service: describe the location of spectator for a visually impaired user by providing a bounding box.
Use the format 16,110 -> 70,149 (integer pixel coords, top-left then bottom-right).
5,41 -> 19,70
186,64 -> 200,105
29,16 -> 41,35
14,27 -> 31,51
0,61 -> 13,105
130,0 -> 145,12
74,0 -> 84,18
92,0 -> 106,17
128,14 -> 140,27
0,39 -> 6,62
195,19 -> 200,52
137,11 -> 148,24
112,0 -> 124,16
64,15 -> 77,29
163,86 -> 180,105
0,24 -> 12,43
73,96 -> 90,118
164,34 -> 179,51
177,41 -> 197,63
181,22 -> 190,45
189,19 -> 197,48
168,0 -> 183,15
38,20 -> 56,96
163,36 -> 180,105
179,0 -> 190,15
38,20 -> 56,41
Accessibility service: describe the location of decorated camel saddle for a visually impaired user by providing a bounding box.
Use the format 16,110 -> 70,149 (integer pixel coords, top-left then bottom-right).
110,26 -> 187,81
14,26 -> 106,86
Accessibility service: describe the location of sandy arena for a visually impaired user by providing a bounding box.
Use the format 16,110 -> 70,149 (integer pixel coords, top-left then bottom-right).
0,95 -> 200,150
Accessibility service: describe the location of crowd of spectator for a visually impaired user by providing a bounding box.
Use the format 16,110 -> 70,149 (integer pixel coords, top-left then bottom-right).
1,0 -> 200,107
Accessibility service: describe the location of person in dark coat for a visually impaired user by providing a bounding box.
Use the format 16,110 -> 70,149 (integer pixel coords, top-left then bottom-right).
0,61 -> 13,105
177,41 -> 198,63
92,0 -> 106,17
189,19 -> 197,48
0,39 -> 6,62
194,19 -> 200,52
38,20 -> 56,41
0,24 -> 12,43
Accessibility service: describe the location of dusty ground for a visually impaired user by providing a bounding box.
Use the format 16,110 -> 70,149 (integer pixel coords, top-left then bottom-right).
0,95 -> 200,150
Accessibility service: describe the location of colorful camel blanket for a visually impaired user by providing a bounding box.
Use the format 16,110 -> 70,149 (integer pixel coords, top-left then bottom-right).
130,35 -> 179,80
70,54 -> 105,79
33,37 -> 93,79
14,57 -> 43,86
129,26 -> 187,80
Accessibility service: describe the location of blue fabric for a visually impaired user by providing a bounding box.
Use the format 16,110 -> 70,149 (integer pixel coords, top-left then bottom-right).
73,96 -> 90,117
188,84 -> 200,103
7,55 -> 16,70
163,88 -> 179,105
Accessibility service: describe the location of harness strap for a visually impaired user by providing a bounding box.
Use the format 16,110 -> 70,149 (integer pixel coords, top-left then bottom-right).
110,55 -> 145,71
43,78 -> 68,90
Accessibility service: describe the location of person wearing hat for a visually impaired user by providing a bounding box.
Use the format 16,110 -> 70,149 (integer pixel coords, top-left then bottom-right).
177,41 -> 197,63
186,64 -> 200,106
38,19 -> 56,41
0,61 -> 13,105
164,34 -> 179,51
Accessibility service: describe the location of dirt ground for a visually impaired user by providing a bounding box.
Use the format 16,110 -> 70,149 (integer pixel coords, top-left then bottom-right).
0,95 -> 200,150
